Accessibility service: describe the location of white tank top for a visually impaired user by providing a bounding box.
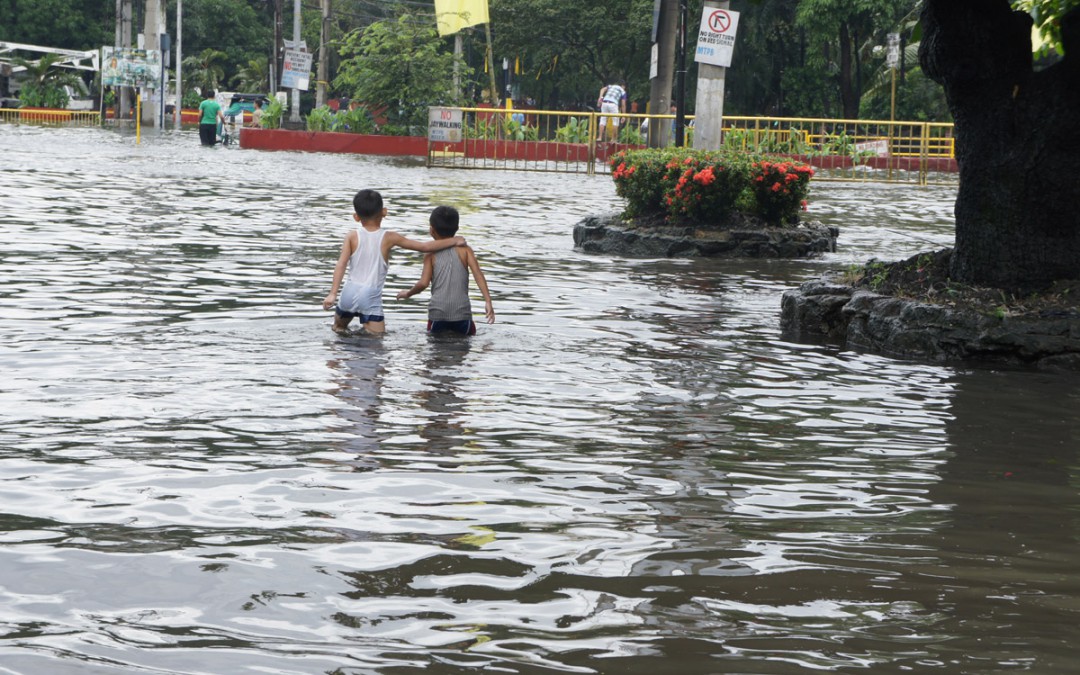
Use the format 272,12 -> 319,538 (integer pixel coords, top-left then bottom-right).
338,227 -> 388,315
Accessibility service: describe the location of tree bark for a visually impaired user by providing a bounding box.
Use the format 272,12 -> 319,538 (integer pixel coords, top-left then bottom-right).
920,0 -> 1080,292
838,22 -> 856,118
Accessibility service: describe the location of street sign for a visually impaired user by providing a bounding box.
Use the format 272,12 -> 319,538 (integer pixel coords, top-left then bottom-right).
428,107 -> 463,142
886,32 -> 900,70
695,8 -> 740,68
281,49 -> 312,90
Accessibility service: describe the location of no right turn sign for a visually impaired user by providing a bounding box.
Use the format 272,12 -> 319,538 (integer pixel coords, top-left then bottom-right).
695,8 -> 740,68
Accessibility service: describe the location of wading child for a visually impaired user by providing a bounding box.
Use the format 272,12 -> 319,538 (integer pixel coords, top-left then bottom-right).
322,189 -> 465,334
396,205 -> 494,335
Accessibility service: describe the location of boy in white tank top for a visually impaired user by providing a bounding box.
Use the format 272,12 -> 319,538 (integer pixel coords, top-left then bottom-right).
396,205 -> 495,335
322,189 -> 465,334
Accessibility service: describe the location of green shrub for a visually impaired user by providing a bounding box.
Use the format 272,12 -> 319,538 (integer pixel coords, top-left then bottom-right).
555,117 -> 590,144
618,125 -> 644,145
665,151 -> 752,223
261,98 -> 284,129
306,106 -> 337,132
339,106 -> 376,134
609,149 -> 679,217
504,118 -> 539,141
19,82 -> 69,109
748,158 -> 814,225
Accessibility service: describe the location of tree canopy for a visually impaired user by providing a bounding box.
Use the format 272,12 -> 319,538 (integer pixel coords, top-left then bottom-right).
0,0 -> 1073,122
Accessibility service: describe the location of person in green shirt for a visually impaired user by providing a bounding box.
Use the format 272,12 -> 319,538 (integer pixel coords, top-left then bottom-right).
198,89 -> 225,146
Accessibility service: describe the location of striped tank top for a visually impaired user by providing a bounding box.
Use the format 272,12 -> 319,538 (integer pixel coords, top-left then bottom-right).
428,247 -> 472,322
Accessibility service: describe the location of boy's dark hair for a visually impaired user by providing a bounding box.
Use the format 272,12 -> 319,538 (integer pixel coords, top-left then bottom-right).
429,205 -> 459,237
204,89 -> 215,99
353,189 -> 384,219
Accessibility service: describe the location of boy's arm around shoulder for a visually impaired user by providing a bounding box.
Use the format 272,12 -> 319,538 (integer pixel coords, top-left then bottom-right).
322,230 -> 356,310
465,246 -> 495,324
385,231 -> 466,253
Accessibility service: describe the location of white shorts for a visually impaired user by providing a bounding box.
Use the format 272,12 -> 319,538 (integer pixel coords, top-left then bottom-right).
600,101 -> 620,128
338,280 -> 384,318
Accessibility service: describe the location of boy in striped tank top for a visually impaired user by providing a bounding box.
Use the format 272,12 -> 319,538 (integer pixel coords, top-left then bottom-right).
323,190 -> 466,334
396,206 -> 494,335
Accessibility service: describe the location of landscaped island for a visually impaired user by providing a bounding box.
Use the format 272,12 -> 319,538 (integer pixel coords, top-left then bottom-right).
573,148 -> 837,258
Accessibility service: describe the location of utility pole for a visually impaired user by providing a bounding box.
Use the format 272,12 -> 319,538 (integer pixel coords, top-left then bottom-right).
674,0 -> 688,147
693,0 -> 728,150
316,0 -> 330,108
648,0 -> 677,148
142,0 -> 164,128
272,0 -> 283,101
174,0 -> 182,130
290,0 -> 301,123
117,0 -> 133,120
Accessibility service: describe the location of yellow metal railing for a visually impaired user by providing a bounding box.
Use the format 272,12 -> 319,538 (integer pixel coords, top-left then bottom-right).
429,108 -> 956,185
0,108 -> 102,126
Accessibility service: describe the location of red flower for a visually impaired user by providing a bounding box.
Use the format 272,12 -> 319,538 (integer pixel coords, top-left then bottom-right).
693,167 -> 716,185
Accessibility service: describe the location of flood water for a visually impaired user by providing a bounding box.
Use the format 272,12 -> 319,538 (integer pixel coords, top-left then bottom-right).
1,124 -> 1079,675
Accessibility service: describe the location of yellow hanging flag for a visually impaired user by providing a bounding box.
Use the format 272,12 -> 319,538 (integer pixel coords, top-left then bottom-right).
434,0 -> 490,37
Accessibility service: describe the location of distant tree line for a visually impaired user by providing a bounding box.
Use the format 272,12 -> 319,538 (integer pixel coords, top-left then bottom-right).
0,0 -> 1070,123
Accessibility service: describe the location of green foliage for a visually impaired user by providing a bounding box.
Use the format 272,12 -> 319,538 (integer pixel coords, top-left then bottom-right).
0,0 -> 112,50
334,9 -> 470,132
554,117 -> 590,143
338,106 -> 377,134
665,152 -> 754,223
306,106 -> 338,132
178,0 -> 272,87
378,123 -> 412,137
182,48 -> 228,96
18,82 -> 69,108
489,0 -> 653,109
1012,0 -> 1080,59
504,118 -> 540,141
859,67 -> 951,122
260,98 -> 285,129
232,57 -> 269,94
11,53 -> 82,108
306,105 -> 377,134
466,117 -> 499,140
609,148 -> 815,226
618,124 -> 643,145
608,149 -> 681,217
182,90 -> 204,109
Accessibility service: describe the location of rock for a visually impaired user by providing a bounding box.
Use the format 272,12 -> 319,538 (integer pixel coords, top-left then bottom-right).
573,213 -> 838,259
781,279 -> 1080,370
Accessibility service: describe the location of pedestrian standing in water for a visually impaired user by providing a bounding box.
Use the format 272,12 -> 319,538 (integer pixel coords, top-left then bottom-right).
198,89 -> 224,146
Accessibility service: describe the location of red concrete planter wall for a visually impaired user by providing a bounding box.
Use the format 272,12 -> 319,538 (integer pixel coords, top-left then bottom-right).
237,128 -> 959,174
240,127 -> 427,156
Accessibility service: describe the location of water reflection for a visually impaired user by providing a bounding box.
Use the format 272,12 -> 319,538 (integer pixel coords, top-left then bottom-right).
2,125 -> 1080,674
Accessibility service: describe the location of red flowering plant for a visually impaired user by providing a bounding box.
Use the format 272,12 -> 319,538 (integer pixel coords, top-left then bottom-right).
748,158 -> 814,225
662,151 -> 751,224
609,150 -> 673,217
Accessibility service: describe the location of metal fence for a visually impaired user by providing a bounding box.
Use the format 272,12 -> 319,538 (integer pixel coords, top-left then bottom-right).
0,108 -> 102,126
428,108 -> 956,186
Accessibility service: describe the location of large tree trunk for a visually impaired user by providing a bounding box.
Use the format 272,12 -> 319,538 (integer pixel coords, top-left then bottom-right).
920,0 -> 1080,292
838,22 -> 857,118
